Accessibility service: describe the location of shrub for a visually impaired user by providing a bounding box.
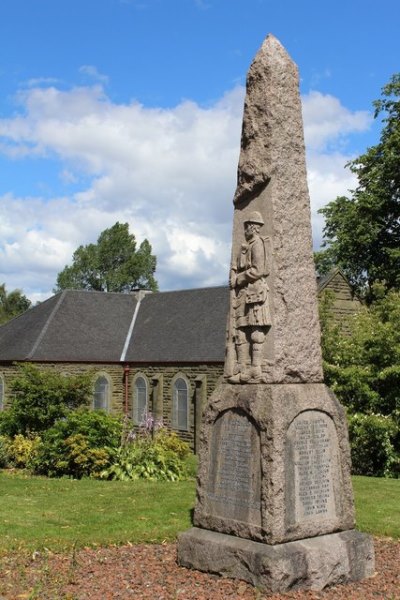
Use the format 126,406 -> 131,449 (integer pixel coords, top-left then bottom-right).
320,290 -> 400,478
1,364 -> 92,436
101,427 -> 192,482
348,413 -> 399,478
321,291 -> 400,421
0,435 -> 11,468
31,409 -> 123,478
6,434 -> 41,468
184,452 -> 199,479
324,363 -> 381,414
60,434 -> 111,479
155,429 -> 191,460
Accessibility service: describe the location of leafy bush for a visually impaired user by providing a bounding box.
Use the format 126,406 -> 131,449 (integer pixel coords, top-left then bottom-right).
58,434 -> 110,479
348,413 -> 399,478
101,425 -> 192,482
0,435 -> 11,468
321,290 -> 400,418
155,429 -> 191,460
323,363 -> 381,414
31,409 -> 123,478
6,434 -> 41,468
320,290 -> 400,477
184,452 -> 199,479
0,364 -> 92,436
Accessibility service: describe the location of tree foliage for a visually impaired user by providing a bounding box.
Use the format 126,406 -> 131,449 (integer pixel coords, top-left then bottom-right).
55,222 -> 158,293
316,74 -> 400,300
319,289 -> 400,476
348,413 -> 399,477
0,283 -> 31,324
322,288 -> 400,415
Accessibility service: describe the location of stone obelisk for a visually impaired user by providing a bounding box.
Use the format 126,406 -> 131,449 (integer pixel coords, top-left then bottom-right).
178,35 -> 374,593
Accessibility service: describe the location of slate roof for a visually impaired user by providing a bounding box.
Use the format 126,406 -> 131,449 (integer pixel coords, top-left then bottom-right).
0,290 -> 138,362
126,286 -> 229,363
0,287 -> 229,364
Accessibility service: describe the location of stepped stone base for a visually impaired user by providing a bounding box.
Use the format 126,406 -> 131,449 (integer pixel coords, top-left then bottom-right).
178,527 -> 375,593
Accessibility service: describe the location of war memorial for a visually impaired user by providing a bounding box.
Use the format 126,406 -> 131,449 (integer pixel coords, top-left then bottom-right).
177,34 -> 375,593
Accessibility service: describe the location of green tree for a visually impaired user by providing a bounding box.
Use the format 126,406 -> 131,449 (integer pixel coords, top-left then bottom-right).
317,74 -> 400,300
55,222 -> 158,292
319,290 -> 400,477
322,289 -> 400,416
0,284 -> 31,324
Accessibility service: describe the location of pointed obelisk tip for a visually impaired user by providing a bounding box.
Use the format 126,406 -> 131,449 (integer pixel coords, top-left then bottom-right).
254,33 -> 292,63
262,33 -> 283,48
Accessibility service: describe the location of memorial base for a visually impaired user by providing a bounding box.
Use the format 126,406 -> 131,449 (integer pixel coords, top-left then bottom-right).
194,383 -> 356,544
178,527 -> 375,593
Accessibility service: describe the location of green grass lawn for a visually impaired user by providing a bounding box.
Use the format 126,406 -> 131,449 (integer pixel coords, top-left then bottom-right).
353,475 -> 400,538
0,470 -> 195,552
0,470 -> 398,552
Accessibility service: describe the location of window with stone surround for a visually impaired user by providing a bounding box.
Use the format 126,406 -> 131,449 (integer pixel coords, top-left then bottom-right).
133,374 -> 148,424
172,375 -> 190,431
0,374 -> 4,410
93,374 -> 110,412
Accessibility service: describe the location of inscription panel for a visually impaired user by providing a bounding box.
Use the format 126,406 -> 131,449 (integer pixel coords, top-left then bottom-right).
286,411 -> 338,524
206,409 -> 261,526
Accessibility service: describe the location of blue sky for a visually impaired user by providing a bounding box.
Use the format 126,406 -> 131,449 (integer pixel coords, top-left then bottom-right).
1,0 -> 399,302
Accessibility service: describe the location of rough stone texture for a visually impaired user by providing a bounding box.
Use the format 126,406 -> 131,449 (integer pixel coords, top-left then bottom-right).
177,35 -> 375,592
226,34 -> 323,384
178,528 -> 375,593
178,36 -> 374,593
193,383 -> 355,544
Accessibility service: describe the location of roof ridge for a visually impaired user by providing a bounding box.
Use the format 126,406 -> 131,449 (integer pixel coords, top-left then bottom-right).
0,291 -> 63,331
317,267 -> 343,292
62,288 -> 136,297
26,290 -> 67,360
154,284 -> 228,296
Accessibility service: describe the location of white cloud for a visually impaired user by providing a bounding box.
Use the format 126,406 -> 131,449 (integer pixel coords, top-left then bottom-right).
60,169 -> 78,184
25,77 -> 61,88
307,152 -> 358,248
303,90 -> 370,150
0,83 -> 370,301
302,90 -> 371,248
79,65 -> 109,84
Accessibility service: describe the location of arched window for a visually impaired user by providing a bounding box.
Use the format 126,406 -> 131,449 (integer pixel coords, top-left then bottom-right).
133,375 -> 148,424
0,375 -> 4,411
93,375 -> 110,412
173,376 -> 189,431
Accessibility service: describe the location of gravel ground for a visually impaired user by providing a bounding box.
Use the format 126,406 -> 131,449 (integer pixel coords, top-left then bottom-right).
0,537 -> 398,599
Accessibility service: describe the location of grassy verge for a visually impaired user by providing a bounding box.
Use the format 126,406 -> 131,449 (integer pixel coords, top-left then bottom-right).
0,471 -> 399,552
0,470 -> 195,552
353,475 -> 400,538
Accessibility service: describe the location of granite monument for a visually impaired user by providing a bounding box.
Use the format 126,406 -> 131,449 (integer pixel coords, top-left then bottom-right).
177,34 -> 374,592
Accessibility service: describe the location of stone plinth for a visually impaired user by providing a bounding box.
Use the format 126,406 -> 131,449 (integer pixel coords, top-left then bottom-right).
177,382 -> 374,592
194,383 -> 355,544
178,528 -> 375,593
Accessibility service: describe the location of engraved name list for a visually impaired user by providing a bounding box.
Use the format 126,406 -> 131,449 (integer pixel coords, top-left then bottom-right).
292,412 -> 336,521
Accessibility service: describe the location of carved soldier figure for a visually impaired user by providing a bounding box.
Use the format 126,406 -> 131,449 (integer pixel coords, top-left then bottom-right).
229,211 -> 271,382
